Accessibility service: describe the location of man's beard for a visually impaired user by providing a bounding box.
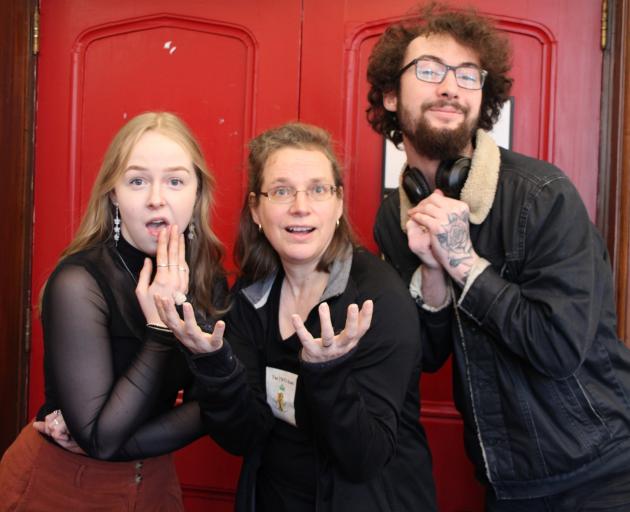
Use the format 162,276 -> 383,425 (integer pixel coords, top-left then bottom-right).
398,100 -> 477,161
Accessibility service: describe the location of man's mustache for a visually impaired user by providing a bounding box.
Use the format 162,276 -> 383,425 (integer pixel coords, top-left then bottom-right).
421,100 -> 469,115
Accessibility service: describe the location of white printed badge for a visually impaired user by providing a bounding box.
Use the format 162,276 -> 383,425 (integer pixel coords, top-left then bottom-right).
265,367 -> 298,427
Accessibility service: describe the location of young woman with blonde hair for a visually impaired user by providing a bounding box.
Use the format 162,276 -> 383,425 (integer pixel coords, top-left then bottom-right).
0,111 -> 226,510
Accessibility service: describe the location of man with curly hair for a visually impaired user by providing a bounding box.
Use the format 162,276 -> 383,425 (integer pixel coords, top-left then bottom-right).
369,3 -> 630,510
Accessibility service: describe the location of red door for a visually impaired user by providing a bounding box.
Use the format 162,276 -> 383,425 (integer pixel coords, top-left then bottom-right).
32,2 -> 302,510
32,1 -> 602,510
301,1 -> 602,510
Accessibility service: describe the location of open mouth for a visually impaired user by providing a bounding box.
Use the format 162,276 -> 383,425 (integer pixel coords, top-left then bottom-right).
286,226 -> 315,234
146,219 -> 170,236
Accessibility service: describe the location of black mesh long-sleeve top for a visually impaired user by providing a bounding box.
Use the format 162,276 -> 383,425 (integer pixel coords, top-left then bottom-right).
36,236 -> 226,461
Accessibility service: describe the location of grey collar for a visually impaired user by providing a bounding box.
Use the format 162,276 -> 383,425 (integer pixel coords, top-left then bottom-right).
240,244 -> 354,310
398,129 -> 501,230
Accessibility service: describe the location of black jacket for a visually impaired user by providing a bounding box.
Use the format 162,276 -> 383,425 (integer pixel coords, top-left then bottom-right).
190,247 -> 437,511
374,130 -> 630,499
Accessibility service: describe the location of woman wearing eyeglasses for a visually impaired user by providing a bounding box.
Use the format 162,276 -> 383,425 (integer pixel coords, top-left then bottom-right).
156,122 -> 437,511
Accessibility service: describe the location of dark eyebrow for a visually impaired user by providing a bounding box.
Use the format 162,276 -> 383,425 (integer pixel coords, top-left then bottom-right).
417,54 -> 481,69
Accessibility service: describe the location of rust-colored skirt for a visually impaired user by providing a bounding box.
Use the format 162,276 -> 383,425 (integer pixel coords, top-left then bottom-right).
0,424 -> 184,511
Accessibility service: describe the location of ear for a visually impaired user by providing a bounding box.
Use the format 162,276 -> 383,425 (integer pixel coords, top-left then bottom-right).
248,192 -> 261,226
335,186 -> 344,220
109,191 -> 118,206
383,90 -> 398,113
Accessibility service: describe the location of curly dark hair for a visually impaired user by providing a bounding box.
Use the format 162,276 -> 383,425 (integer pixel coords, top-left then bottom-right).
366,2 -> 513,145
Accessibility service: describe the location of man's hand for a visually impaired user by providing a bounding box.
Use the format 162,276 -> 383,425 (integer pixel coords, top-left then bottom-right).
408,189 -> 479,285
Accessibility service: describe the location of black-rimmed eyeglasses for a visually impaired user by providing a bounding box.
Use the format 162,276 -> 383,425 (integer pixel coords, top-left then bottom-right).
259,184 -> 338,204
398,57 -> 487,90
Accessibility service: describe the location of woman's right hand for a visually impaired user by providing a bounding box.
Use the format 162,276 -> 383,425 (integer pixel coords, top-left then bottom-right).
155,295 -> 226,354
136,225 -> 189,326
32,410 -> 86,455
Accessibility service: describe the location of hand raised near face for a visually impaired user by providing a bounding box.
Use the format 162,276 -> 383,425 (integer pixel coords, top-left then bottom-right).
407,189 -> 479,285
292,300 -> 373,363
136,225 -> 189,326
32,409 -> 86,455
155,295 -> 225,355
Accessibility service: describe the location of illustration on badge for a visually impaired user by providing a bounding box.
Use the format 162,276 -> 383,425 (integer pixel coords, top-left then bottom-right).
275,384 -> 286,412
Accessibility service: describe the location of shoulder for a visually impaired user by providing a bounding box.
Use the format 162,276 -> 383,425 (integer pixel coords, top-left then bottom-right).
499,148 -> 568,188
350,248 -> 412,304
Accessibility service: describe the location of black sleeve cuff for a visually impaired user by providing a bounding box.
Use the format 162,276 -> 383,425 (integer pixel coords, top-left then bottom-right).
189,340 -> 237,379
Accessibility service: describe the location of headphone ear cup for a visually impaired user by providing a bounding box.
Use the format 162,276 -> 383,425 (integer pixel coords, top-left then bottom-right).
402,166 -> 431,205
435,157 -> 471,199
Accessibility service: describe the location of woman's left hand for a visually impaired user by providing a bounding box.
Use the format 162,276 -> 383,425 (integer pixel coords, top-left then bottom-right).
293,300 -> 373,363
32,410 -> 86,455
155,295 -> 226,354
136,225 -> 189,326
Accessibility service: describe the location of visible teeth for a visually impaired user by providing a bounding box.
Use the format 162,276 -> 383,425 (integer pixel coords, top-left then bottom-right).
147,220 -> 167,228
287,226 -> 313,233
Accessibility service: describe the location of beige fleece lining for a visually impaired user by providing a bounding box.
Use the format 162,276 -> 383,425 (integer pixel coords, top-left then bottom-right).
398,129 -> 500,230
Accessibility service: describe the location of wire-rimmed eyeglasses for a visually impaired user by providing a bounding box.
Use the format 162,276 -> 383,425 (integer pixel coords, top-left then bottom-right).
398,56 -> 487,90
259,184 -> 338,204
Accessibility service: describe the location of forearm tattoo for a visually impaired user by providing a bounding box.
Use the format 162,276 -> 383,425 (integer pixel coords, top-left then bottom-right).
436,211 -> 473,278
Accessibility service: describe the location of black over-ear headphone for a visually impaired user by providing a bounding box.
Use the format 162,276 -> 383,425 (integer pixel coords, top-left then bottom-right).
401,157 -> 471,205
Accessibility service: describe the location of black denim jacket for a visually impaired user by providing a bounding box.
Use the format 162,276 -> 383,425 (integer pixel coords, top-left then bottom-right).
375,137 -> 630,500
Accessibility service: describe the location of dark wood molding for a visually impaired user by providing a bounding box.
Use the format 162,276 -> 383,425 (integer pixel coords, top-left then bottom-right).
0,0 -> 36,452
598,0 -> 630,347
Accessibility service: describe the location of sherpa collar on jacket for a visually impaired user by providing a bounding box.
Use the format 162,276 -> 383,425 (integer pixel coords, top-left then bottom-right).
398,129 -> 500,230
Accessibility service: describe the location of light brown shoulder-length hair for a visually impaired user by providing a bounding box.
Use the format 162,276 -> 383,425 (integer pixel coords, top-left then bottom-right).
367,1 -> 513,146
234,122 -> 355,283
49,111 -> 225,317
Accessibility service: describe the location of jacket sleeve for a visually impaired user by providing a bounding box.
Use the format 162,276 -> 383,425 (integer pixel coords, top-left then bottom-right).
42,265 -> 204,460
458,176 -> 606,379
188,294 -> 275,456
298,274 -> 422,482
374,191 -> 453,373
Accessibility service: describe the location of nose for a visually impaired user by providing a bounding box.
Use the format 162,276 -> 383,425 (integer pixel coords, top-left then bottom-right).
147,183 -> 165,207
436,69 -> 459,99
289,189 -> 310,214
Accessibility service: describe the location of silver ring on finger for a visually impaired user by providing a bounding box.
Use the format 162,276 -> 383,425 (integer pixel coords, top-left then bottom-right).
53,418 -> 60,426
173,291 -> 187,305
157,263 -> 168,268
178,266 -> 187,272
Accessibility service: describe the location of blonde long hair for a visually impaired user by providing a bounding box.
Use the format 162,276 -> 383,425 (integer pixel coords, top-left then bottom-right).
56,111 -> 225,316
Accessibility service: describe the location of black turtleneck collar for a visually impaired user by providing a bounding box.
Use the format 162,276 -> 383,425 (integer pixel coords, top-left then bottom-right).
114,236 -> 156,279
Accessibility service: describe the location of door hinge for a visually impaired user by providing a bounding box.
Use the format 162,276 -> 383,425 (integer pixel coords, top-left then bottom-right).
601,0 -> 608,50
33,7 -> 40,55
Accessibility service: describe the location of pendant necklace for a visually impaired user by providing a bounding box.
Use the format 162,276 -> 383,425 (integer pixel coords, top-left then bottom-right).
115,250 -> 138,285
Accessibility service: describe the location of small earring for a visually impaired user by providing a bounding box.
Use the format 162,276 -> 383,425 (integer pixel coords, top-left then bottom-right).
187,221 -> 196,240
113,204 -> 121,246
336,219 -> 340,229
258,224 -> 263,233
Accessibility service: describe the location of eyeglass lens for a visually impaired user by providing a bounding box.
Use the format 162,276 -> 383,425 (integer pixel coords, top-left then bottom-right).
415,58 -> 484,90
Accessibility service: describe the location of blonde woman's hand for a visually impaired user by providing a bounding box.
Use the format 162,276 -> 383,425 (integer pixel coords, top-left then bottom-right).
293,300 -> 373,363
32,409 -> 86,455
155,295 -> 225,354
136,225 -> 189,326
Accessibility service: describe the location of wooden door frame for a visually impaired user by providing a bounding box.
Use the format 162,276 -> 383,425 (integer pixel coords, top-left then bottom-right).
599,0 -> 630,348
0,0 -> 36,453
1,0 -> 629,451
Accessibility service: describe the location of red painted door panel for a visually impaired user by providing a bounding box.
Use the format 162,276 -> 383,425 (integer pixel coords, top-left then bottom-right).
32,1 -> 301,509
32,1 -> 602,511
301,1 -> 602,510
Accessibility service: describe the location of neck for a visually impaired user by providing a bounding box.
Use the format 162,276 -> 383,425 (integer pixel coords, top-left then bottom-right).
282,262 -> 328,303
